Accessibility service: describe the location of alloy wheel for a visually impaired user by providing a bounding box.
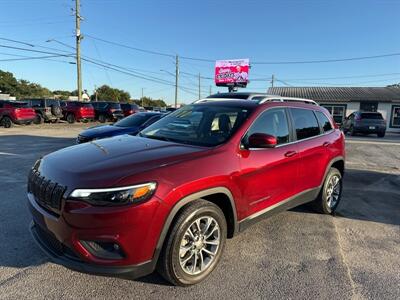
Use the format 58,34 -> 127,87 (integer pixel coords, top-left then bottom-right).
326,175 -> 341,208
179,216 -> 220,275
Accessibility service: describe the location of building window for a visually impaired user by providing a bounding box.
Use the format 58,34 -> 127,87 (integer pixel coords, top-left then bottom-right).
390,105 -> 400,128
360,101 -> 378,112
320,104 -> 346,124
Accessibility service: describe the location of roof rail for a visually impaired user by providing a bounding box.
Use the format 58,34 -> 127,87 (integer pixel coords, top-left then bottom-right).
259,97 -> 318,106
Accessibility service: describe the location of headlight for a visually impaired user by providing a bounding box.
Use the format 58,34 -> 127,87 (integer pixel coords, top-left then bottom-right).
69,182 -> 157,206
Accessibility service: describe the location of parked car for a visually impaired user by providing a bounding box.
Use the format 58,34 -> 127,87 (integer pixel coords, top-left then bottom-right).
24,99 -> 63,124
0,100 -> 36,128
61,101 -> 95,124
342,111 -> 386,137
91,101 -> 124,123
120,103 -> 140,117
28,95 -> 345,286
76,112 -> 164,144
166,107 -> 177,112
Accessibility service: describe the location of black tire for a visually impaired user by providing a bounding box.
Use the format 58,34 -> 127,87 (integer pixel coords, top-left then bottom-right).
377,132 -> 385,138
66,113 -> 75,124
157,200 -> 227,286
33,114 -> 43,125
98,114 -> 107,123
1,116 -> 12,128
313,168 -> 343,214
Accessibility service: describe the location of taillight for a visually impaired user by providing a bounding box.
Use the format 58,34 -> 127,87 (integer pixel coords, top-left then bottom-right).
109,108 -> 116,113
129,110 -> 133,114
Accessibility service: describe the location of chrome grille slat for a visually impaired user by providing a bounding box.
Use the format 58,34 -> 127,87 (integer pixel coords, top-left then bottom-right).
28,169 -> 66,212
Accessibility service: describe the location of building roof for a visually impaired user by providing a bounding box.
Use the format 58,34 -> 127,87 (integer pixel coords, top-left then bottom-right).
267,87 -> 400,102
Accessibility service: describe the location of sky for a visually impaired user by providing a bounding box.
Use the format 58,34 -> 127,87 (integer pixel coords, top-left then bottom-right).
0,0 -> 399,104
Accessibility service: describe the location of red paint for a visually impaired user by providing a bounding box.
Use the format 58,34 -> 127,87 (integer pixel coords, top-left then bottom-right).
28,101 -> 345,269
0,101 -> 36,124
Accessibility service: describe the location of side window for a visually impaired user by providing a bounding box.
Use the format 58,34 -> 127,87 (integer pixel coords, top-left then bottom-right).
243,108 -> 290,146
315,111 -> 333,133
290,108 -> 320,140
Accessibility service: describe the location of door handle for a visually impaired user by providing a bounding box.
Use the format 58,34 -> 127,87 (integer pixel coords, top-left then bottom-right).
323,142 -> 331,147
284,150 -> 297,157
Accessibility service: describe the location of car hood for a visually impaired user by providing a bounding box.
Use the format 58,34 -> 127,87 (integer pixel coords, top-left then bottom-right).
38,135 -> 208,189
80,125 -> 138,138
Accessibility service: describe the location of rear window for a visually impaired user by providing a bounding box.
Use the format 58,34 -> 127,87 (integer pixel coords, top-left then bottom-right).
360,113 -> 383,120
290,108 -> 320,140
315,111 -> 333,133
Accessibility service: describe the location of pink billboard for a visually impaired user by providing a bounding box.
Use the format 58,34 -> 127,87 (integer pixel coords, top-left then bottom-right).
215,58 -> 250,86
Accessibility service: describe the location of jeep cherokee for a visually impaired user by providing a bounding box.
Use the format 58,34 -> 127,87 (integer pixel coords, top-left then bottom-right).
28,95 -> 345,286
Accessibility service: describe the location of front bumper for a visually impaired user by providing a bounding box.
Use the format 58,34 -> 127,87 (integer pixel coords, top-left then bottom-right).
27,189 -> 164,278
30,222 -> 154,278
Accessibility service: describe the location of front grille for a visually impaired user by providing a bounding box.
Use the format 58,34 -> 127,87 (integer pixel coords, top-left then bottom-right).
28,169 -> 66,211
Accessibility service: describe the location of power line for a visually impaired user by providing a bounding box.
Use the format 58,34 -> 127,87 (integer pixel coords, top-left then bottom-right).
0,54 -> 74,62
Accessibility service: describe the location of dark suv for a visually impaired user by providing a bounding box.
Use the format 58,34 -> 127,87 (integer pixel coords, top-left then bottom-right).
24,99 -> 63,124
28,94 -> 345,286
0,100 -> 36,128
342,111 -> 386,137
91,102 -> 124,123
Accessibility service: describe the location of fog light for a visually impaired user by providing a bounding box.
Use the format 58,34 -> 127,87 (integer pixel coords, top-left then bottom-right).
80,240 -> 125,260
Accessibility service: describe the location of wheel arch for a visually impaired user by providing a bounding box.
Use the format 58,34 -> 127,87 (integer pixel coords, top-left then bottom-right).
152,187 -> 238,264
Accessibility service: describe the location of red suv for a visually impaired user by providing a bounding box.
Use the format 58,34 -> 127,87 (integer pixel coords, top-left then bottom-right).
0,100 -> 36,128
60,101 -> 95,123
28,95 -> 345,286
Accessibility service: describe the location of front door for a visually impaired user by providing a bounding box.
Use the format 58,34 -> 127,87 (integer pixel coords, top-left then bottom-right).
237,107 -> 300,218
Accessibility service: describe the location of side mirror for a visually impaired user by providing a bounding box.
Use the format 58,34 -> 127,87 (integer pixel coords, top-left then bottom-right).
248,133 -> 277,149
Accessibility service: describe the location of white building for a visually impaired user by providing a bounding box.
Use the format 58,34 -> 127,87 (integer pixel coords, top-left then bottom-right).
268,87 -> 400,133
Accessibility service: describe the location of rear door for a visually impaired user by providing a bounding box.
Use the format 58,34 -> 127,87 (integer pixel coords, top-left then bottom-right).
238,107 -> 300,217
289,108 -> 331,193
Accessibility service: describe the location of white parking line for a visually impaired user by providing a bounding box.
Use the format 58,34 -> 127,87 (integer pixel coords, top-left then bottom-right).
0,152 -> 20,156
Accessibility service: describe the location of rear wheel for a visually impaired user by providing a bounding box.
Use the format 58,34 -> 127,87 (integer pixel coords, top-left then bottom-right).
66,113 -> 75,124
313,168 -> 342,214
157,200 -> 227,286
33,114 -> 43,124
377,132 -> 385,138
1,116 -> 12,128
98,114 -> 107,123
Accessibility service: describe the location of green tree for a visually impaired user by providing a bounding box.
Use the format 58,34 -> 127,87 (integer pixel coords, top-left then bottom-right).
90,85 -> 130,102
132,97 -> 167,107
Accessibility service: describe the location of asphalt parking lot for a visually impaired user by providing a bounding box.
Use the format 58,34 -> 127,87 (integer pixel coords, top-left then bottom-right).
0,124 -> 399,299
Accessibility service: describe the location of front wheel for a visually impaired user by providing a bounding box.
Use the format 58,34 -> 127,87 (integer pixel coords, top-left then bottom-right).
157,200 -> 227,286
377,132 -> 385,138
313,168 -> 343,214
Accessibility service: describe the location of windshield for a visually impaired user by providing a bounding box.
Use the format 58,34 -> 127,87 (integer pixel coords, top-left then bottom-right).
115,113 -> 158,127
140,105 -> 253,147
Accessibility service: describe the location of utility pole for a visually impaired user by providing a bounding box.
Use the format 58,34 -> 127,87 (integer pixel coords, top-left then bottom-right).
75,0 -> 83,101
94,85 -> 98,101
271,74 -> 275,88
141,87 -> 144,107
198,73 -> 201,99
209,85 -> 212,95
174,55 -> 179,108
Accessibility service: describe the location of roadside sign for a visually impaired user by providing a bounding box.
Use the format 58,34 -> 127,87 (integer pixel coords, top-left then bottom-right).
215,59 -> 250,87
